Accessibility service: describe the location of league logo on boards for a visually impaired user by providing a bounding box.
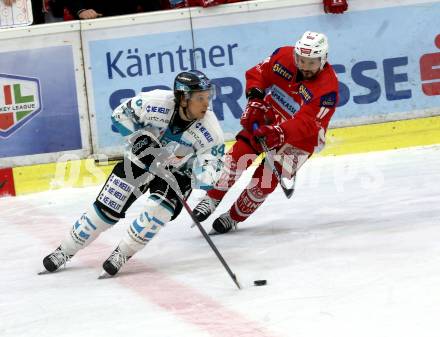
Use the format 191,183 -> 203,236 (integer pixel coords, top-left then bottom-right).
0,74 -> 42,139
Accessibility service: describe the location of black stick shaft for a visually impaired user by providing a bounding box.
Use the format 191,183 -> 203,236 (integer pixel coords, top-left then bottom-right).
252,122 -> 295,198
178,195 -> 241,289
258,137 -> 295,199
133,133 -> 241,289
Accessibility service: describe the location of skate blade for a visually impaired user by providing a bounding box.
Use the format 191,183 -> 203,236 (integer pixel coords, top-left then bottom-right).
98,270 -> 113,279
208,228 -> 222,236
208,228 -> 237,236
38,270 -> 51,275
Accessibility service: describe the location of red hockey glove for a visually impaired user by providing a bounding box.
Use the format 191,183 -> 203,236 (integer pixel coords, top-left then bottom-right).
254,125 -> 285,150
323,0 -> 348,14
240,98 -> 271,132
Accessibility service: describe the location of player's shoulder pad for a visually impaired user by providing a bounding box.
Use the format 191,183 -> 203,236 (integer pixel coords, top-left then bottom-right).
271,48 -> 281,56
319,64 -> 339,87
138,89 -> 174,102
137,89 -> 175,112
271,46 -> 293,58
313,65 -> 339,96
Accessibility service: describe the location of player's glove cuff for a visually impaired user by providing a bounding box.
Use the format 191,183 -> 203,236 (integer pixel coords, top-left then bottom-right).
246,87 -> 265,100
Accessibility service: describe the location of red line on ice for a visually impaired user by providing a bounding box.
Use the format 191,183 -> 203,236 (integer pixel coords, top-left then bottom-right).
8,199 -> 283,337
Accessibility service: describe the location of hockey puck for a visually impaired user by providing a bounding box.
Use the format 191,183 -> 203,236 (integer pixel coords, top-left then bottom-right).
253,280 -> 267,286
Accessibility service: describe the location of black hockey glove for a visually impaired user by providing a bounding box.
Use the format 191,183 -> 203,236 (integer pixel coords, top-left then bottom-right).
246,87 -> 265,100
172,169 -> 193,195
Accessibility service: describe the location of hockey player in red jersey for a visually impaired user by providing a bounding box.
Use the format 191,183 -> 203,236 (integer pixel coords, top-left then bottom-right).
193,31 -> 339,234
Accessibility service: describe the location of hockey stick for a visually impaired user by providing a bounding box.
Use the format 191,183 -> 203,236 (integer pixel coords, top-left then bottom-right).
177,192 -> 241,290
147,159 -> 242,290
253,123 -> 296,199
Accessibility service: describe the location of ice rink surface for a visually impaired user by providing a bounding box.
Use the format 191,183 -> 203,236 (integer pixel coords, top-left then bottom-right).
1,145 -> 440,337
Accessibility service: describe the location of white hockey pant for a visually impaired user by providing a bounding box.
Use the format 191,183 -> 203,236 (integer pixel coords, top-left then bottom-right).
61,204 -> 116,255
119,193 -> 175,256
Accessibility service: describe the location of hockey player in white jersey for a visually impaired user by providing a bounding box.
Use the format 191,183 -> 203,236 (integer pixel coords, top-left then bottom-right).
42,70 -> 225,277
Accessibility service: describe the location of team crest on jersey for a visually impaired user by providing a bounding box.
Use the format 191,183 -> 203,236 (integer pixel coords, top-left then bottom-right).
0,74 -> 42,139
320,92 -> 337,107
272,63 -> 293,81
298,84 -> 313,103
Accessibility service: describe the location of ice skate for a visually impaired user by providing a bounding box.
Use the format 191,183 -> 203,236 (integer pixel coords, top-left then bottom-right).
100,246 -> 131,278
193,196 -> 220,222
41,246 -> 73,273
210,212 -> 238,235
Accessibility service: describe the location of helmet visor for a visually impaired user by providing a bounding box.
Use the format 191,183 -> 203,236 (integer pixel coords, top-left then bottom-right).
188,85 -> 216,103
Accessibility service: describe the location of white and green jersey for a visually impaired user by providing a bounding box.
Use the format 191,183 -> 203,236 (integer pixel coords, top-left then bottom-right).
111,89 -> 225,190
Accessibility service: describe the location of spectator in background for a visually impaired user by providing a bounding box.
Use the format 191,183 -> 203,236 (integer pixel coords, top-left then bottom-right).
31,0 -> 45,24
45,0 -> 65,22
167,0 -> 245,9
2,0 -> 248,25
323,0 -> 348,14
64,0 -> 161,20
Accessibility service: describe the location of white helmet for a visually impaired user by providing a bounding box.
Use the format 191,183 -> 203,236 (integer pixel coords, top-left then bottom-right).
294,31 -> 329,70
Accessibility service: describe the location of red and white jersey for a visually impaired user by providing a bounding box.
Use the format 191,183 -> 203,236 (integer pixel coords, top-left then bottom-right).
245,46 -> 339,153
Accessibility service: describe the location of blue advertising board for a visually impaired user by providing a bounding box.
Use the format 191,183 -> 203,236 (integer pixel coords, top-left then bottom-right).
86,2 -> 440,151
0,45 -> 82,158
88,29 -> 194,149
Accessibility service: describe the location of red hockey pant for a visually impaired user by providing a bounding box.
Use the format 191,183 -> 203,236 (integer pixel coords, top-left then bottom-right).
207,138 -> 278,222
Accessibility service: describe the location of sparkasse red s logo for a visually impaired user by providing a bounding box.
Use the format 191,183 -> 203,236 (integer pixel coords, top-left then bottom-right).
420,34 -> 440,96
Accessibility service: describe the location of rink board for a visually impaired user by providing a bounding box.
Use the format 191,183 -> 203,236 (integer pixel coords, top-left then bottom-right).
0,0 -> 439,166
0,22 -> 91,167
81,0 -> 440,156
10,116 -> 440,196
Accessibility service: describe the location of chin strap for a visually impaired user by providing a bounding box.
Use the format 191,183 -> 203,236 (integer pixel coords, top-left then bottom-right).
182,105 -> 191,120
176,94 -> 192,121
169,104 -> 195,135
